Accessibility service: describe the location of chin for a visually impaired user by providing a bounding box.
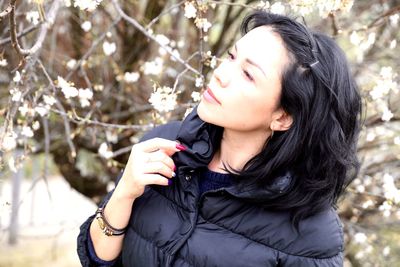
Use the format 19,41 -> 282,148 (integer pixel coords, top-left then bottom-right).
197,101 -> 215,124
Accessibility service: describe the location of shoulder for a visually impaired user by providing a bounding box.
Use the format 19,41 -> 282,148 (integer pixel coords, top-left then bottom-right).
285,207 -> 344,258
140,121 -> 182,142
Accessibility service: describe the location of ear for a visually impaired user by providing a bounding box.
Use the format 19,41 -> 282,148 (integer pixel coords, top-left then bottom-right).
270,108 -> 293,132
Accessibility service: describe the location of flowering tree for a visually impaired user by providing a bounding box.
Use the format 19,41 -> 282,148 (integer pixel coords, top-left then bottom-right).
0,0 -> 399,265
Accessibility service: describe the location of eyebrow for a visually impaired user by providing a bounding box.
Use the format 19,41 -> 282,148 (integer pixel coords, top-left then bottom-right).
234,44 -> 267,78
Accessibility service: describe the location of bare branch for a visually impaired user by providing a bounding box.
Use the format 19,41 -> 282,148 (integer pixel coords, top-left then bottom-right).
0,4 -> 11,21
111,0 -> 201,76
9,0 -> 62,57
0,24 -> 39,46
37,59 -> 77,158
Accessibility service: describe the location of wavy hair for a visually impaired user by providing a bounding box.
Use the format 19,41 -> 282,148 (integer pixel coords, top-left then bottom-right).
225,11 -> 362,226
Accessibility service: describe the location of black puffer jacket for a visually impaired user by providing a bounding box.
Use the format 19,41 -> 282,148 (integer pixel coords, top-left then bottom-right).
77,107 -> 344,267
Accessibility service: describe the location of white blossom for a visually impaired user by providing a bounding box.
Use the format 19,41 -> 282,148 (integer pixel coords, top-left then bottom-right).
21,126 -> 34,138
379,201 -> 392,217
73,0 -> 102,12
124,72 -> 140,83
106,131 -> 118,144
195,18 -> 212,32
1,131 -> 17,151
195,77 -> 203,88
155,34 -> 170,46
58,76 -> 78,98
35,105 -> 49,116
26,11 -> 40,25
64,0 -> 71,7
43,95 -> 56,106
350,31 -> 362,46
354,232 -> 367,244
0,58 -> 7,67
98,142 -> 113,159
66,59 -> 77,70
382,173 -> 400,204
256,1 -> 270,11
366,131 -> 376,142
270,2 -> 285,15
191,91 -> 201,102
383,246 -> 391,256
81,21 -> 92,32
394,136 -> 400,145
32,121 -> 40,130
148,85 -> 177,113
13,71 -> 21,83
390,39 -> 397,49
10,88 -> 22,102
381,107 -> 394,122
210,56 -> 217,69
143,57 -> 163,75
78,88 -> 93,107
18,103 -> 33,117
8,157 -> 17,173
184,2 -> 197,19
103,41 -> 116,56
362,200 -> 374,209
390,14 -> 399,26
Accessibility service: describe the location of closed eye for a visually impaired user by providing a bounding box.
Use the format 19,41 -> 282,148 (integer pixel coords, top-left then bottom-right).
227,50 -> 254,82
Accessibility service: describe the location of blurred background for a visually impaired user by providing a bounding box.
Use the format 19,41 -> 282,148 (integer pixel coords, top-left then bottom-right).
0,0 -> 399,266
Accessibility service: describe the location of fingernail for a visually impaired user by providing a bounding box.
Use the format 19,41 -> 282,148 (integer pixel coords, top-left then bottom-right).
176,143 -> 187,151
173,165 -> 176,171
172,172 -> 176,178
168,179 -> 173,186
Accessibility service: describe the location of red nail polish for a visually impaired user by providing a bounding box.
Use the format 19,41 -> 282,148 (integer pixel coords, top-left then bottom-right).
176,143 -> 186,151
173,165 -> 176,171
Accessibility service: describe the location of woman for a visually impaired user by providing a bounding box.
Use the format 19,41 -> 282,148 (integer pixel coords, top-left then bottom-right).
78,11 -> 361,266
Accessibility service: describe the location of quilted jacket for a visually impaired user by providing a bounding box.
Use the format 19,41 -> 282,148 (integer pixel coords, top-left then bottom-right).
77,107 -> 344,266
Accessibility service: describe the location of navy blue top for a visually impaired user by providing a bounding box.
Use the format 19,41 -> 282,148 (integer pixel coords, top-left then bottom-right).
87,169 -> 232,266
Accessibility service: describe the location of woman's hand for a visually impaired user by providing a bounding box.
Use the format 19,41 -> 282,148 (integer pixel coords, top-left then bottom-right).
114,138 -> 184,201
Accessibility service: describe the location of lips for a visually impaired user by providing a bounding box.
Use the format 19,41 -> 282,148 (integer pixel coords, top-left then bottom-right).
206,87 -> 221,105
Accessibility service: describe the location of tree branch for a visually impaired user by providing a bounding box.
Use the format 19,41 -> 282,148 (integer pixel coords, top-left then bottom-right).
9,0 -> 62,58
111,0 -> 200,76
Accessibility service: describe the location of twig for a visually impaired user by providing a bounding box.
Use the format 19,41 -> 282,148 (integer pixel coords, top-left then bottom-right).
110,145 -> 133,158
328,12 -> 339,36
65,16 -> 122,80
37,59 -> 77,158
9,0 -> 62,57
145,0 -> 186,30
0,4 -> 11,21
51,108 -> 156,131
172,51 -> 200,93
0,24 -> 39,46
367,4 -> 400,29
111,0 -> 200,76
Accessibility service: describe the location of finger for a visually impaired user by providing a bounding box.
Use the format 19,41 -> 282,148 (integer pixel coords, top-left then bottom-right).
143,161 -> 175,178
147,151 -> 175,170
143,173 -> 170,186
138,138 -> 181,154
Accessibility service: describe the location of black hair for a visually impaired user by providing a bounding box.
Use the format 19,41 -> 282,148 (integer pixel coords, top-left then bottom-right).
224,11 -> 362,227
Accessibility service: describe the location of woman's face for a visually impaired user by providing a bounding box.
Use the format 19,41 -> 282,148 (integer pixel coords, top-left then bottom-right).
197,26 -> 290,134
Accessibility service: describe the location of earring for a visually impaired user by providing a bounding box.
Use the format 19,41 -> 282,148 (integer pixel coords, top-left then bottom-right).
270,130 -> 274,140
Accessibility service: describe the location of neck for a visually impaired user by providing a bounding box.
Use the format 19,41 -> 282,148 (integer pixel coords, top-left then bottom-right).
208,128 -> 272,173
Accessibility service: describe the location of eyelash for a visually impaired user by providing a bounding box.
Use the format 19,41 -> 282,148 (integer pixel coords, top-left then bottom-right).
227,51 -> 254,82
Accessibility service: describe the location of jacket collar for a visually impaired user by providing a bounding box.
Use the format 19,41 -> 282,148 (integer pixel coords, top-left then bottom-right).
172,106 -> 292,200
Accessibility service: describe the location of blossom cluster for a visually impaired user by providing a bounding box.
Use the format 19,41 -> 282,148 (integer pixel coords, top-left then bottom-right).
148,84 -> 178,113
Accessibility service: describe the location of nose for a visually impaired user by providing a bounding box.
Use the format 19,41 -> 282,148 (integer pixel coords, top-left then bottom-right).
213,60 -> 230,88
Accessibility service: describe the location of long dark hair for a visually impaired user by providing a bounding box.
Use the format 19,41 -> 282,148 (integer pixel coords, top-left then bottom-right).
225,11 -> 362,226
